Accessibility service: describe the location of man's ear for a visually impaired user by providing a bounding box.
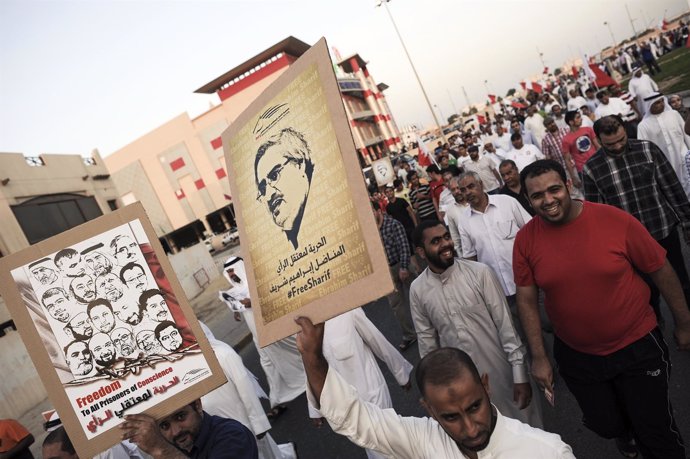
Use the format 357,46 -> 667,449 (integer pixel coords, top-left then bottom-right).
565,178 -> 573,194
193,399 -> 203,414
419,397 -> 434,418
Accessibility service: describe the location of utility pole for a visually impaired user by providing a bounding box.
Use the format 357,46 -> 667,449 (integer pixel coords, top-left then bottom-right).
376,0 -> 447,144
536,46 -> 546,70
603,21 -> 617,48
462,86 -> 472,113
447,89 -> 459,116
625,3 -> 638,38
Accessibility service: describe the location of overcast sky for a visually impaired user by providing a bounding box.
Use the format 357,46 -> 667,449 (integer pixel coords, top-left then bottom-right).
1,0 -> 687,157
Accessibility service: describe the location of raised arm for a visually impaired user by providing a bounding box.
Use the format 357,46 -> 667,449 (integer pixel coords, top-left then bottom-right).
295,317 -> 329,403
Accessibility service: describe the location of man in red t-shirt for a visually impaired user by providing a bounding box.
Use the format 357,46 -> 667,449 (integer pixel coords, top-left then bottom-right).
561,110 -> 599,175
513,159 -> 690,459
425,165 -> 445,221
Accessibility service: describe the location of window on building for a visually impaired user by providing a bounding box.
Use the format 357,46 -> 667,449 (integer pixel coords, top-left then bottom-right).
11,194 -> 103,244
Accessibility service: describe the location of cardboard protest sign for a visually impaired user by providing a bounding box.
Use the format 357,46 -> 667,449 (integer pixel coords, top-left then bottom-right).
371,157 -> 395,186
221,38 -> 393,346
0,203 -> 225,458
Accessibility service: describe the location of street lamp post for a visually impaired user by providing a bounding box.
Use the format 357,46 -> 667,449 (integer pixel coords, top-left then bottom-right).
604,21 -> 617,49
376,0 -> 448,144
434,104 -> 445,124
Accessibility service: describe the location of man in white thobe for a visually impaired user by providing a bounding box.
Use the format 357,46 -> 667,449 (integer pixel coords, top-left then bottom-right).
456,172 -> 531,326
638,93 -> 690,197
627,66 -> 659,115
308,308 -> 413,459
220,256 -> 306,415
409,221 -> 543,428
200,322 -> 297,459
524,106 -> 547,146
446,177 -> 470,256
294,318 -> 575,459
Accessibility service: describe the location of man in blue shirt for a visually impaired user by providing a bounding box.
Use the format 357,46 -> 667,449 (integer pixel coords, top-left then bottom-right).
121,399 -> 258,459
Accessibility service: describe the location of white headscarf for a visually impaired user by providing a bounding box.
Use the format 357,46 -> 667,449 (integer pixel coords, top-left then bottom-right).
642,92 -> 671,120
219,256 -> 250,312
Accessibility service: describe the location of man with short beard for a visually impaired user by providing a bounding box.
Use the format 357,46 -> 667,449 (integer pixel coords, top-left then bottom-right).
120,262 -> 148,293
498,160 -> 534,216
81,243 -> 113,277
516,159 -> 690,458
111,327 -> 138,358
409,221 -> 542,428
68,274 -> 96,305
155,321 -> 183,353
87,299 -> 116,334
114,300 -> 143,326
584,115 -> 690,318
136,329 -> 163,355
139,289 -> 173,323
64,312 -> 94,341
41,287 -> 72,323
89,332 -> 117,368
95,272 -> 125,303
29,257 -> 59,285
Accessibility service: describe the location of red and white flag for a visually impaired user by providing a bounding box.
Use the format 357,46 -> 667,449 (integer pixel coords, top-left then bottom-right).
415,133 -> 434,167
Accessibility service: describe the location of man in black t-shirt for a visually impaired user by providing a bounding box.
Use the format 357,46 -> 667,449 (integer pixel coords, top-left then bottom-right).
384,184 -> 417,246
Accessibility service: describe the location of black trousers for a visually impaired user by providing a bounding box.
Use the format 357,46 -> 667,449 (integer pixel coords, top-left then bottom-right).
554,328 -> 685,459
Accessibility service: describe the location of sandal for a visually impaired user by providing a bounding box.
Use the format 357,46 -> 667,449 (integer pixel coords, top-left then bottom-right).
266,405 -> 288,420
398,338 -> 417,351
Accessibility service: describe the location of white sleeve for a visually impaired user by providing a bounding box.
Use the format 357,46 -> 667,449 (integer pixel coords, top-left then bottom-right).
310,368 -> 431,459
410,281 -> 439,358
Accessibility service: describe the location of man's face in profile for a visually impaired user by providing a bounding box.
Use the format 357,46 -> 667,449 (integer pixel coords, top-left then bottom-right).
66,341 -> 93,376
256,143 -> 310,232
58,253 -> 86,278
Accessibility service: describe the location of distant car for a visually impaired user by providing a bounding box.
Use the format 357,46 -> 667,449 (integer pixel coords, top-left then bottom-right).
222,228 -> 239,245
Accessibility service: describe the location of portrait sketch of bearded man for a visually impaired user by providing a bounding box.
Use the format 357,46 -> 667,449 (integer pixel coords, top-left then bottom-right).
254,121 -> 315,250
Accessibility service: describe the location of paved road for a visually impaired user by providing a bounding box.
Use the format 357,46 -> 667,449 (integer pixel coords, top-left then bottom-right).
211,295 -> 690,459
